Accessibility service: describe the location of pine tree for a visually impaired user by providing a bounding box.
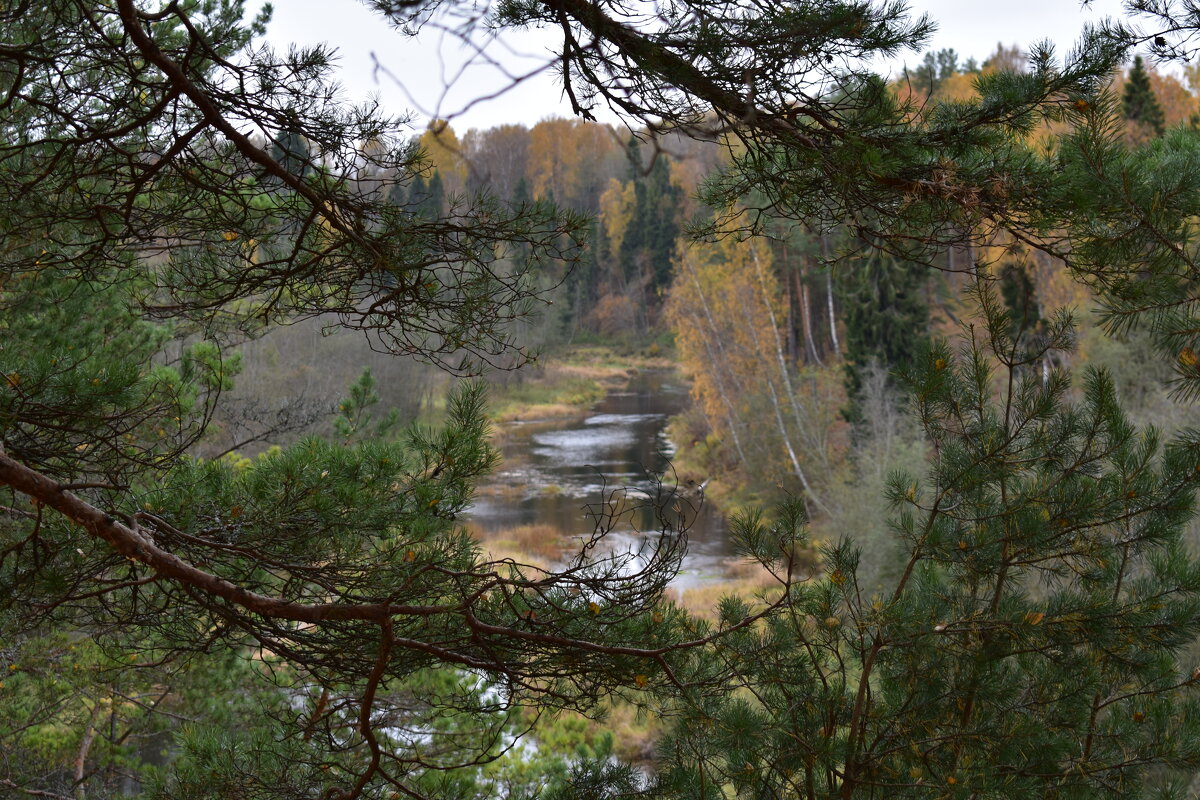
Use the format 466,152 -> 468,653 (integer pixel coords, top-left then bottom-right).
6,1 -> 1200,798
0,2 -> 679,797
1123,55 -> 1166,136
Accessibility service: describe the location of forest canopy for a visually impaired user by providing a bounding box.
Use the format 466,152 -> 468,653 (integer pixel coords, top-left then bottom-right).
8,1 -> 1200,798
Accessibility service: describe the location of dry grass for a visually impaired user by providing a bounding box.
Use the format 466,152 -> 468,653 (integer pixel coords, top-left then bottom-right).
492,402 -> 583,423
553,361 -> 637,384
507,523 -> 568,560
488,373 -> 605,423
472,481 -> 531,498
722,557 -> 777,582
672,565 -> 783,620
601,700 -> 662,765
556,345 -> 674,376
466,521 -> 569,565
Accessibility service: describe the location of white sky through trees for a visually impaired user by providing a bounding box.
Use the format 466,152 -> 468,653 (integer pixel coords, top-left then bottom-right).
259,0 -> 1128,132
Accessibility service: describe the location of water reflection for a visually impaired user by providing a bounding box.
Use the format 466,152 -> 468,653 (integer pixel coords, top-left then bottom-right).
469,370 -> 732,588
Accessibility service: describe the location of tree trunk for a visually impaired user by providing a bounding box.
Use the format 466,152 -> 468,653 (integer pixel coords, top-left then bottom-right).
819,233 -> 840,361
74,703 -> 103,800
800,278 -> 823,366
680,257 -> 752,469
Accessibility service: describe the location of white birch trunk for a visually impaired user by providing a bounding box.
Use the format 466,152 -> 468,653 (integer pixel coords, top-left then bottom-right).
748,248 -> 832,517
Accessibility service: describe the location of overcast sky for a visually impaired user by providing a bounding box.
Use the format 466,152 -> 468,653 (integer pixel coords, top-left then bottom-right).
258,0 -> 1132,133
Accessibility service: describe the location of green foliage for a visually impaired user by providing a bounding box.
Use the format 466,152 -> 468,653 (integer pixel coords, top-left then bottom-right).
0,2 -> 679,797
0,270 -> 203,481
1050,102 -> 1200,400
10,0 -> 1200,798
334,368 -> 400,442
620,140 -> 683,294
269,125 -> 313,181
910,48 -> 961,94
181,340 -> 242,392
997,261 -> 1048,343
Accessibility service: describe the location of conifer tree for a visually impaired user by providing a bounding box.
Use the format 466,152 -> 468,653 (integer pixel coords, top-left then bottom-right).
910,48 -> 960,95
619,142 -> 682,297
270,124 -> 313,180
1123,55 -> 1166,136
837,251 -> 930,427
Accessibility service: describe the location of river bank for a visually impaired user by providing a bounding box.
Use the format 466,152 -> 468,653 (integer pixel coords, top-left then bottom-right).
486,346 -> 676,423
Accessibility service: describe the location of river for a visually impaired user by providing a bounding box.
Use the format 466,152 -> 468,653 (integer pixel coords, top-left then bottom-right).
468,369 -> 735,590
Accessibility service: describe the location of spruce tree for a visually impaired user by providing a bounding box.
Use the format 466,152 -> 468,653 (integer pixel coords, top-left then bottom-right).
270,124 -> 313,180
1123,55 -> 1166,136
837,251 -> 930,427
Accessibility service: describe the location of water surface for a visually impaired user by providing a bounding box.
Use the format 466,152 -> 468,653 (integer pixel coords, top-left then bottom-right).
469,370 -> 733,588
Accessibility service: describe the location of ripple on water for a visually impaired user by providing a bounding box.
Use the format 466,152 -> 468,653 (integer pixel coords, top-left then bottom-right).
531,427 -> 637,458
583,412 -> 664,426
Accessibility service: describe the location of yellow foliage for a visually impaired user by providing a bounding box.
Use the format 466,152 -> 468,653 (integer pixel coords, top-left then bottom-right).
527,118 -> 619,204
934,71 -> 977,103
418,120 -> 467,192
666,236 -> 783,432
599,178 -> 637,255
666,235 -> 848,502
1149,68 -> 1197,129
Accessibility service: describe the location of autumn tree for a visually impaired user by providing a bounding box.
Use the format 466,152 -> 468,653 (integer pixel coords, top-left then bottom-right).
526,118 -> 623,213
418,120 -> 469,196
462,123 -> 532,202
666,236 -> 846,514
356,2 -> 1200,797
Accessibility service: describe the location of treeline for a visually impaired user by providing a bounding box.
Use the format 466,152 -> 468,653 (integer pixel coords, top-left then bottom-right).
418,44 -> 1200,353
417,120 -> 714,341
232,45 -> 1200,506
659,48 -> 1200,522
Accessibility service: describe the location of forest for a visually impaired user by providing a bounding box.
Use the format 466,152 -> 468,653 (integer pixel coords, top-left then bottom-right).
11,0 -> 1200,798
